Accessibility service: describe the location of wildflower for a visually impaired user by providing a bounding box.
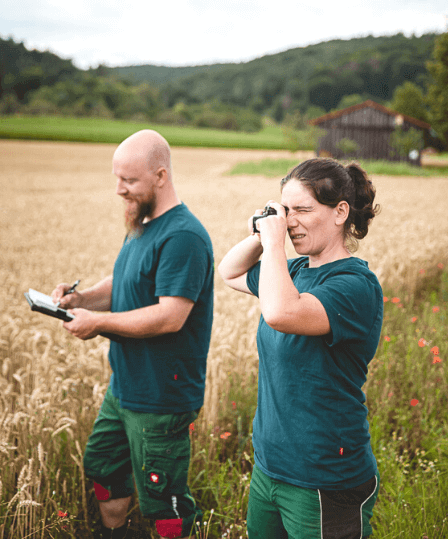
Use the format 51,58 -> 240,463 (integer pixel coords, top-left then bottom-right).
58,510 -> 68,518
418,338 -> 426,347
189,423 -> 195,432
432,357 -> 442,364
410,399 -> 419,406
220,432 -> 231,439
432,306 -> 440,313
430,346 -> 439,355
232,401 -> 236,410
437,263 -> 444,269
419,269 -> 425,275
411,317 -> 418,323
384,336 -> 391,342
388,392 -> 393,398
383,296 -> 389,303
392,297 -> 400,303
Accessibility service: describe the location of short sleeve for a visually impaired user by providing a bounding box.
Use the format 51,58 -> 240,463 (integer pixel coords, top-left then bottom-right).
309,274 -> 382,346
155,232 -> 211,302
246,261 -> 261,297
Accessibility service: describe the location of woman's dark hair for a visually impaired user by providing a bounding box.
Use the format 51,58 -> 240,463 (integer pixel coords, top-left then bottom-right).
280,158 -> 380,251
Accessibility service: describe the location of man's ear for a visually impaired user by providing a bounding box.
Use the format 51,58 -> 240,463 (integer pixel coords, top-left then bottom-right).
155,167 -> 168,186
335,200 -> 350,226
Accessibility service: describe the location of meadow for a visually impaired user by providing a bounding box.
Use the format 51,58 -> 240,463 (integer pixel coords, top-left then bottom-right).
0,116 -> 289,149
0,139 -> 447,538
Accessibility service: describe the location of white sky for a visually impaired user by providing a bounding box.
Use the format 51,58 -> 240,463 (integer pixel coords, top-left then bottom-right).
1,0 -> 447,69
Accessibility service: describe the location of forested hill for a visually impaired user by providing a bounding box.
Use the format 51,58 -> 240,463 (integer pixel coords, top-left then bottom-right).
0,36 -> 79,100
107,33 -> 438,113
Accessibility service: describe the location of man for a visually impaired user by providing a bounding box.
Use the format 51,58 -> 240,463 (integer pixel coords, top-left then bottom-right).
52,130 -> 214,539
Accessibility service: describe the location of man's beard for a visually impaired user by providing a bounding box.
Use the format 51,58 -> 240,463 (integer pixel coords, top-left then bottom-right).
124,197 -> 155,238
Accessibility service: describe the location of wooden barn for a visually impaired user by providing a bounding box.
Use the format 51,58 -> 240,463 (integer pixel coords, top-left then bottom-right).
308,100 -> 431,165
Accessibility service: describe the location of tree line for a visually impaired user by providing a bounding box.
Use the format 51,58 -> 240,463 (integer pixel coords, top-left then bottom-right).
0,32 -> 447,148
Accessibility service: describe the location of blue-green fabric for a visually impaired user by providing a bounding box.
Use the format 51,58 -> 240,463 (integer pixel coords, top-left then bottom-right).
109,203 -> 214,413
246,257 -> 383,490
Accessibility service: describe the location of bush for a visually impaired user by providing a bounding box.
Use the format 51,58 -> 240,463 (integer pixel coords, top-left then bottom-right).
390,127 -> 424,160
336,137 -> 360,157
282,125 -> 325,152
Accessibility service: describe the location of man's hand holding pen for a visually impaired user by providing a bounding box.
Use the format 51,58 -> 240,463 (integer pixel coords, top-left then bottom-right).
51,279 -> 83,309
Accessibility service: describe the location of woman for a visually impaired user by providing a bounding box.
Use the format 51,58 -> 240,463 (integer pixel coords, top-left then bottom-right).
218,158 -> 383,539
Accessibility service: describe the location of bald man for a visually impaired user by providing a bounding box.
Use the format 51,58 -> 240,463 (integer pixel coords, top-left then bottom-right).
52,130 -> 214,539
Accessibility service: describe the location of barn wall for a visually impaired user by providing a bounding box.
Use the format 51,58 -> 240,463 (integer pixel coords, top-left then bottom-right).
315,107 -> 424,165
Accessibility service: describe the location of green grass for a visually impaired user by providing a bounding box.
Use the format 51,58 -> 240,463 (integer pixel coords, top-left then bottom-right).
0,115 -> 288,149
229,158 -> 448,177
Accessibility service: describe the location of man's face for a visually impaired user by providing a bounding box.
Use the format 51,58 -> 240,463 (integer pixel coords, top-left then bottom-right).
113,152 -> 158,236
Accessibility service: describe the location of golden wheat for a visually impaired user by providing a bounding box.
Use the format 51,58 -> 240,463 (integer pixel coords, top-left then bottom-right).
0,140 -> 447,537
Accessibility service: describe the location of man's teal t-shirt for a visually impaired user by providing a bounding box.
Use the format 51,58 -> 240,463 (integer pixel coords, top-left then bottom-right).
246,256 -> 383,490
108,203 -> 214,414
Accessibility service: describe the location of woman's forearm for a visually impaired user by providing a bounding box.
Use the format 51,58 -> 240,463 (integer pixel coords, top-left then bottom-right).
218,235 -> 263,280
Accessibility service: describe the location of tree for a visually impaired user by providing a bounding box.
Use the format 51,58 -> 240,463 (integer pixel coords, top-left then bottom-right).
335,94 -> 365,111
390,81 -> 428,123
426,32 -> 448,147
389,127 -> 424,161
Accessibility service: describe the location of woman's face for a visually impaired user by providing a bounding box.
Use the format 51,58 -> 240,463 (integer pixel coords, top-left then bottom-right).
281,179 -> 344,259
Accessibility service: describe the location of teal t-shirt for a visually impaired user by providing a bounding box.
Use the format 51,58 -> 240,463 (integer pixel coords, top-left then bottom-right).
109,203 -> 214,414
246,256 -> 383,489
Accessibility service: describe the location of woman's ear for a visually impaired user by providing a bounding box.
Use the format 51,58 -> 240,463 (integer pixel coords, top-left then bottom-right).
335,201 -> 350,226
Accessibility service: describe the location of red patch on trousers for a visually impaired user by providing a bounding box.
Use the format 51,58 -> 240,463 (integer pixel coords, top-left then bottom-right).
94,482 -> 111,501
150,473 -> 160,483
156,518 -> 183,538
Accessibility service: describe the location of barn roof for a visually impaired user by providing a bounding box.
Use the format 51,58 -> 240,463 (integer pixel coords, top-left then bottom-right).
308,100 -> 431,130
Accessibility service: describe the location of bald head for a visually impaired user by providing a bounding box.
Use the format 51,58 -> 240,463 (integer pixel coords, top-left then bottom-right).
114,130 -> 172,180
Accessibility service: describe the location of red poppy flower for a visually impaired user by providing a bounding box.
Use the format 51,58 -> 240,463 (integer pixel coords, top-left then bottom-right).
437,263 -> 444,269
189,423 -> 195,432
392,297 -> 400,303
432,357 -> 442,364
410,399 -> 419,406
220,432 -> 231,439
419,269 -> 426,275
58,511 -> 68,518
431,346 -> 439,355
232,401 -> 236,409
432,306 -> 440,313
384,336 -> 391,342
411,316 -> 418,323
383,296 -> 389,303
418,338 -> 426,347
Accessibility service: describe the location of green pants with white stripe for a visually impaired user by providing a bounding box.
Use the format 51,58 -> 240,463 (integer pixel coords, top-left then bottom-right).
247,464 -> 380,539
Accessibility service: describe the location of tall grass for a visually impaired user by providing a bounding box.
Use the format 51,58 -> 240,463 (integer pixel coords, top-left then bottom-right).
1,140 -> 447,537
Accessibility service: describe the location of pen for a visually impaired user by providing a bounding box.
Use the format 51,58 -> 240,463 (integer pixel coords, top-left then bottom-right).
56,279 -> 80,307
66,279 -> 81,295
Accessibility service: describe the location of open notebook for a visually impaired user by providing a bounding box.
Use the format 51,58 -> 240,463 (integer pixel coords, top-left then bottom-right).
25,288 -> 75,321
24,288 -> 123,342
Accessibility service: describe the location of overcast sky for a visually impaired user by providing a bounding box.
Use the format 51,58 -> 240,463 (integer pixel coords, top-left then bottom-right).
2,0 -> 447,69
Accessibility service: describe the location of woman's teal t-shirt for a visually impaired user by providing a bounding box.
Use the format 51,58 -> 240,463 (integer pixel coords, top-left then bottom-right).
246,256 -> 383,489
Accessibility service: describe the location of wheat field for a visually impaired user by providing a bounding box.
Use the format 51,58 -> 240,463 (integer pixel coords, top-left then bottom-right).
1,139 -> 447,537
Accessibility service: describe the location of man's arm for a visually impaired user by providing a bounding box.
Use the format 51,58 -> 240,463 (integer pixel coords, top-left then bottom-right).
62,296 -> 194,340
52,276 -> 113,312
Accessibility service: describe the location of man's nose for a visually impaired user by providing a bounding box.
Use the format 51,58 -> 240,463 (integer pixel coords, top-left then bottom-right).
116,179 -> 127,195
